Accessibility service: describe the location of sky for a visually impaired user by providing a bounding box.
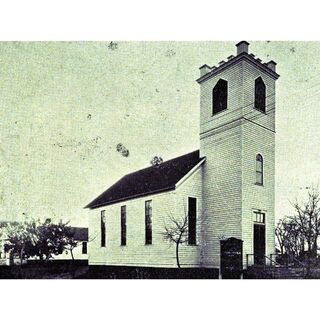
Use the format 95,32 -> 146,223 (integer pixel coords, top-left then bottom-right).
1,41 -> 320,226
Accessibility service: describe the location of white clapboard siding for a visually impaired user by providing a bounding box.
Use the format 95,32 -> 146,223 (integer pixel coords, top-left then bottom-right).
88,165 -> 203,267
199,57 -> 276,268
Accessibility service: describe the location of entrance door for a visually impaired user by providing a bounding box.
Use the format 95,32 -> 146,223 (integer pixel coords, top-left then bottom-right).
254,224 -> 265,265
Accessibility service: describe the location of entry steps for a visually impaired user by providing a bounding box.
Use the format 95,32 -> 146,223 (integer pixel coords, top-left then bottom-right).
246,265 -> 306,279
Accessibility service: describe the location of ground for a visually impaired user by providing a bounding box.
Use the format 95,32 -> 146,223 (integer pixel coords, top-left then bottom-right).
0,261 -> 219,279
2,260 -> 320,279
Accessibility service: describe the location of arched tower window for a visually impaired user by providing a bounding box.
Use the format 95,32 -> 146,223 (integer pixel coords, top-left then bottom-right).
212,79 -> 228,115
255,77 -> 266,113
256,154 -> 263,185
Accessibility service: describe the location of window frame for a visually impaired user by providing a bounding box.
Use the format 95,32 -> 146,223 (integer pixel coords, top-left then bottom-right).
121,205 -> 127,246
256,154 -> 264,186
253,211 -> 265,224
101,210 -> 106,247
145,200 -> 152,245
188,197 -> 197,245
82,241 -> 88,254
254,77 -> 266,113
212,79 -> 228,116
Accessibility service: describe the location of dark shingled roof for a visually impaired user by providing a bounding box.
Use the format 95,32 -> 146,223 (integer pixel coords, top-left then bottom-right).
70,227 -> 88,241
86,150 -> 204,209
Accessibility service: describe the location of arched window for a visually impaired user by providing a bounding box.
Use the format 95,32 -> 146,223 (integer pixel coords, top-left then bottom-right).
212,79 -> 228,115
255,77 -> 266,113
256,154 -> 263,185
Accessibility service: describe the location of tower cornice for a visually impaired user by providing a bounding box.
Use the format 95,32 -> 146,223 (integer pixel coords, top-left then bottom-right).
196,52 -> 280,84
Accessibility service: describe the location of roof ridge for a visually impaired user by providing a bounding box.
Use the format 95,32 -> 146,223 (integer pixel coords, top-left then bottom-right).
122,149 -> 200,176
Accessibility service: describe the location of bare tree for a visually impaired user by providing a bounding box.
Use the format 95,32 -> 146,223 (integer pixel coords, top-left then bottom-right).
161,210 -> 205,268
161,211 -> 189,268
276,217 -> 305,261
276,187 -> 320,270
275,219 -> 286,256
291,188 -> 320,262
63,232 -> 78,260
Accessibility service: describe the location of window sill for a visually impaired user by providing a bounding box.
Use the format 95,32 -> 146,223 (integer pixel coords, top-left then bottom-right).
254,107 -> 266,114
255,183 -> 264,187
212,108 -> 228,117
188,244 -> 198,247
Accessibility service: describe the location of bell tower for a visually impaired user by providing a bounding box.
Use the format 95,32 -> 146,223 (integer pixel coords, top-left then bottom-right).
197,41 -> 279,268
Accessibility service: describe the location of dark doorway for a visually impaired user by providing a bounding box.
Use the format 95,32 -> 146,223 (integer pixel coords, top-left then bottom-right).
254,224 -> 265,265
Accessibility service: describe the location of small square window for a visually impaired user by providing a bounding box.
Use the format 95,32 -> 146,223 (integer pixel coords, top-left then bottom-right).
254,212 -> 265,224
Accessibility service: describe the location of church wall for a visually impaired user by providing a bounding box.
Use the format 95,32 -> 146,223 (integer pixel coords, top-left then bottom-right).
200,126 -> 243,268
241,61 -> 276,265
241,122 -> 275,265
88,167 -> 203,267
88,191 -> 177,267
174,165 -> 203,267
199,59 -> 245,269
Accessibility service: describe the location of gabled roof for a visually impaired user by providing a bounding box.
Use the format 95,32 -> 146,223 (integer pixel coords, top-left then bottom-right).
69,227 -> 88,241
85,150 -> 204,209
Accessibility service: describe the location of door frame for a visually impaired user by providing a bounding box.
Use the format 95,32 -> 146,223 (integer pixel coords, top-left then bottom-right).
253,211 -> 266,265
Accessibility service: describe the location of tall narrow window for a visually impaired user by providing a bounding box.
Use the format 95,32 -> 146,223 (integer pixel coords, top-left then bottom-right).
212,79 -> 228,115
82,242 -> 88,254
188,197 -> 197,245
256,154 -> 264,185
145,200 -> 152,245
255,77 -> 266,112
101,210 -> 106,247
121,205 -> 127,246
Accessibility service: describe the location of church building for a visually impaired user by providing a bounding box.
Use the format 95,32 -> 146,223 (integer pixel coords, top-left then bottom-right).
85,41 -> 279,270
